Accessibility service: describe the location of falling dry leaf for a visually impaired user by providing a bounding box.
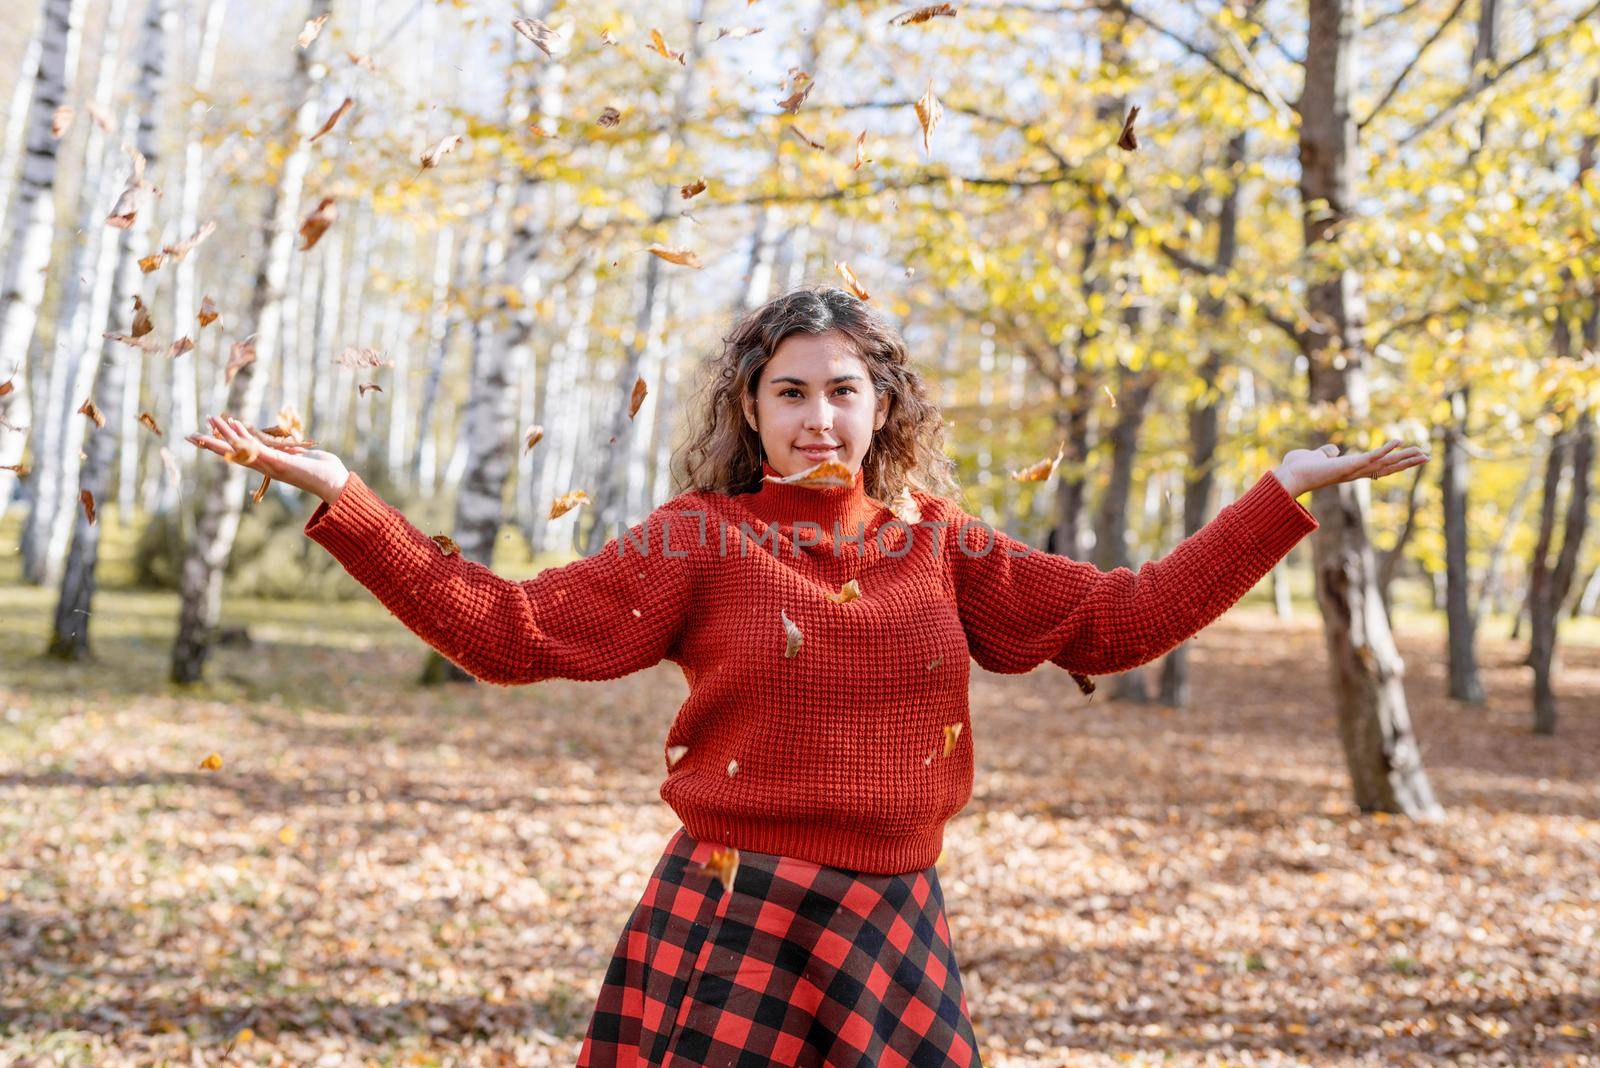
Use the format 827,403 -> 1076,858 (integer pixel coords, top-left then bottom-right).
0,462 -> 29,477
765,459 -> 852,489
138,253 -> 166,273
198,752 -> 223,771
680,177 -> 707,199
308,96 -> 354,143
942,722 -> 963,757
0,379 -> 11,398
512,17 -> 561,56
225,336 -> 257,384
834,261 -> 870,301
84,100 -> 112,131
251,472 -> 271,503
357,382 -> 383,396
914,79 -> 943,153
524,425 -> 544,450
853,130 -> 871,170
776,72 -> 813,113
431,534 -> 461,556
297,196 -> 337,250
77,398 -> 106,429
697,846 -> 739,892
1010,441 -> 1065,482
714,25 -> 763,40
645,244 -> 703,269
596,106 -> 622,128
80,488 -> 96,524
138,411 -> 163,436
335,346 -> 386,370
105,147 -> 149,229
226,437 -> 259,465
162,219 -> 216,262
346,50 -> 378,72
51,105 -> 74,138
131,295 -> 153,337
890,486 -> 922,525
1117,104 -> 1140,151
780,608 -> 803,658
786,124 -> 826,150
549,489 -> 590,519
296,13 -> 329,49
261,405 -> 307,443
167,335 -> 195,359
648,28 -> 686,64
628,376 -> 648,418
889,3 -> 958,25
197,295 -> 219,327
419,134 -> 463,170
825,579 -> 862,604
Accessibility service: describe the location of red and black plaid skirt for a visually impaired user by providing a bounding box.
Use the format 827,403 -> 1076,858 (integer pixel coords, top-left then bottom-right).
578,826 -> 984,1067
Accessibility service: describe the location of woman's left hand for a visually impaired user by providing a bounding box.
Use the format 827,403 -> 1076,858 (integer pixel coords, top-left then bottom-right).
1272,439 -> 1430,498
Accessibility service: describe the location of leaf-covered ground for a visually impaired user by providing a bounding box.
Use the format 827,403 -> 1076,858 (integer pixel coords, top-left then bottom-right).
2,579 -> 1596,1067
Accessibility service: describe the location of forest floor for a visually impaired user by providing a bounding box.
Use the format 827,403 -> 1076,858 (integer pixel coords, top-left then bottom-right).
1,568 -> 1596,1067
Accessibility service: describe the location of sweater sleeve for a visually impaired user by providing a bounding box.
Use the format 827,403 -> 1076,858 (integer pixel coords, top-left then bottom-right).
945,470 -> 1318,677
303,471 -> 696,685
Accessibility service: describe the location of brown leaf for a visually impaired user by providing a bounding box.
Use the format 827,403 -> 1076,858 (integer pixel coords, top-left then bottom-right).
890,486 -> 923,525
431,534 -> 461,556
524,425 -> 545,451
197,295 -> 220,328
1117,104 -> 1140,151
714,25 -> 763,40
680,177 -> 707,199
138,252 -> 167,273
296,13 -> 329,49
297,196 -> 337,251
307,96 -> 354,143
648,28 -> 686,64
131,295 -> 153,337
834,261 -> 870,301
138,411 -> 164,436
776,72 -> 813,113
628,376 -> 648,419
105,147 -> 148,229
346,50 -> 378,72
1010,440 -> 1065,482
825,579 -> 862,604
889,3 -> 958,26
914,79 -> 943,153
764,459 -> 852,489
162,219 -> 216,261
787,124 -> 825,150
512,17 -> 561,56
261,405 -> 307,443
251,472 -> 271,503
78,399 -> 106,429
419,134 -> 464,170
596,106 -> 622,128
696,846 -> 739,892
198,752 -> 224,771
80,488 -> 96,525
167,335 -> 195,359
780,608 -> 804,658
51,105 -> 75,138
941,722 -> 963,757
548,489 -> 591,519
335,346 -> 387,370
645,244 -> 703,269
357,381 -> 383,396
225,336 -> 257,384
102,331 -> 162,353
0,379 -> 11,398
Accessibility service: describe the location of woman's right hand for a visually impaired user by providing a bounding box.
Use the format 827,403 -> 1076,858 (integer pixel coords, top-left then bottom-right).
186,413 -> 350,504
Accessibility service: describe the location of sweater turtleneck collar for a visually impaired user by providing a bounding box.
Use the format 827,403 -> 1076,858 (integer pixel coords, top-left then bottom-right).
737,459 -> 882,534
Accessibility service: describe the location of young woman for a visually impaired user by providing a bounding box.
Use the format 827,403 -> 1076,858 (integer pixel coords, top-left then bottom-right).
188,285 -> 1427,1066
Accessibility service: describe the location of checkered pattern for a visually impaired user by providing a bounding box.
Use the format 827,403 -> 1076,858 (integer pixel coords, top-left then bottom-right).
579,827 -> 983,1067
304,462 -> 1318,874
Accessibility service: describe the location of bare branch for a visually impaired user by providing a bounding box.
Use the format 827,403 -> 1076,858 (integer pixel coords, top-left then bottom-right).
1392,0 -> 1600,147
1357,0 -> 1471,130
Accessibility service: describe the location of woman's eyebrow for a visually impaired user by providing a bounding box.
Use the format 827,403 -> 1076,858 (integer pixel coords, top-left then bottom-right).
769,374 -> 865,386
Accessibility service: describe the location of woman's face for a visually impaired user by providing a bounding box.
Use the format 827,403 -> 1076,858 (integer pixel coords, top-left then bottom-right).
743,330 -> 890,479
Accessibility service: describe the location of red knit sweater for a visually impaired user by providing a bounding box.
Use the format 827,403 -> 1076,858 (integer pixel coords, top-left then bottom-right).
304,460 -> 1318,874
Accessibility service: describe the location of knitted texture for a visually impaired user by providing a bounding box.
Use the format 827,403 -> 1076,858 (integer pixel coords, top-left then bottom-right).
304,460 -> 1318,874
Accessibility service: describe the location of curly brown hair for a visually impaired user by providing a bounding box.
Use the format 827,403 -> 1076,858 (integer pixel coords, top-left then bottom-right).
673,285 -> 960,501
